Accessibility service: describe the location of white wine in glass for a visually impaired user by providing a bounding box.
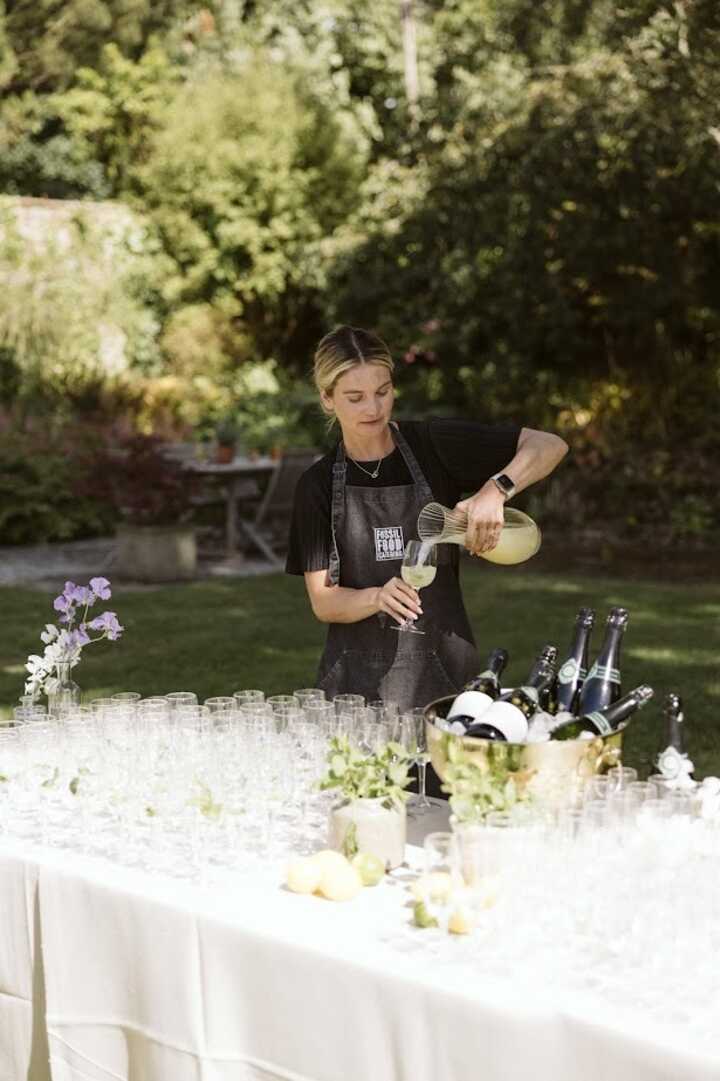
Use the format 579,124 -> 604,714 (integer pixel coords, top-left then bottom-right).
396,540 -> 437,635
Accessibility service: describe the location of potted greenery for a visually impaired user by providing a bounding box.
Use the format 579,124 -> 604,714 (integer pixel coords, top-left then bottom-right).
84,436 -> 200,582
214,416 -> 239,464
320,736 -> 413,870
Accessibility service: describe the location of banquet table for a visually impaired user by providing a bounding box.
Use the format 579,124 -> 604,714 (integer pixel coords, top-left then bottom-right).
3,826 -> 720,1081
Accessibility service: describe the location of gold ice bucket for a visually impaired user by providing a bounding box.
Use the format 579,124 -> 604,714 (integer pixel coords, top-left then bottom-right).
425,695 -> 624,811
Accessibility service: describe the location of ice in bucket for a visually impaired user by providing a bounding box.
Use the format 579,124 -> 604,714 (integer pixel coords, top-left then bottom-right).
417,502 -> 541,565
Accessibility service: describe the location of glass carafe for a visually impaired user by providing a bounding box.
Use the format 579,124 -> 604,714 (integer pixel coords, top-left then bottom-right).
417,503 -> 541,565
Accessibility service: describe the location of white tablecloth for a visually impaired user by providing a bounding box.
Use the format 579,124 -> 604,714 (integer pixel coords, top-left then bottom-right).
2,830 -> 720,1081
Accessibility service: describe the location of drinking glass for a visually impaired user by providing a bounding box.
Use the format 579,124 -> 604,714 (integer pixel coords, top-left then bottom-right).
165,692 -> 198,711
233,689 -> 265,706
393,540 -> 437,635
204,696 -> 236,713
267,695 -> 299,711
333,694 -> 365,715
422,831 -> 460,933
293,689 -> 326,706
400,709 -> 432,814
111,692 -> 141,704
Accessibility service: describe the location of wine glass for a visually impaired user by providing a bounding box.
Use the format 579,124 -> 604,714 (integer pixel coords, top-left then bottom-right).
393,540 -> 437,635
400,709 -> 432,815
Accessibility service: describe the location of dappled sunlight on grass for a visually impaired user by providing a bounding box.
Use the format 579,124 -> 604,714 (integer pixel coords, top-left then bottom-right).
627,647 -> 719,666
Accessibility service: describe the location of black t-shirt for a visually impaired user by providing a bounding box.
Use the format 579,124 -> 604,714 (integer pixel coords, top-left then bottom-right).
285,417 -> 520,576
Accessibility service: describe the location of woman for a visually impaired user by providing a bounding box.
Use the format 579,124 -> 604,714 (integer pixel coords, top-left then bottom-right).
286,325 -> 568,712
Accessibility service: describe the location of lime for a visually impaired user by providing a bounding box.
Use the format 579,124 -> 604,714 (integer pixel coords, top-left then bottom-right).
413,901 -> 439,929
351,852 -> 385,887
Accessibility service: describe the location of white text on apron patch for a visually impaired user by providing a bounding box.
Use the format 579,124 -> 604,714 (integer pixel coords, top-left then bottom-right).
374,526 -> 404,561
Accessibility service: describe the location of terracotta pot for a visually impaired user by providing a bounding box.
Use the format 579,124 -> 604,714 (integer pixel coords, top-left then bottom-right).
215,444 -> 235,464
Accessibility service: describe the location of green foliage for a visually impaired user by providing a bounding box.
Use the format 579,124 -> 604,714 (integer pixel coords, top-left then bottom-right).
0,430 -> 115,544
319,735 -> 413,809
441,734 -> 533,824
55,42 -> 179,194
136,60 -> 368,360
0,199 -> 166,416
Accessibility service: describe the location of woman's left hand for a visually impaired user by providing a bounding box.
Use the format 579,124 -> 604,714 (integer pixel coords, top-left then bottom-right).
454,483 -> 506,555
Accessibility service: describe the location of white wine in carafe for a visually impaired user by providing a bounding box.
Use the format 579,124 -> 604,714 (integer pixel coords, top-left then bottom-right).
401,564 -> 437,589
417,504 -> 541,565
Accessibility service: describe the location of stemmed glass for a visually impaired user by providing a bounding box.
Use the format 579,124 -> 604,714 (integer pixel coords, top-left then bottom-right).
393,540 -> 437,635
400,710 -> 432,815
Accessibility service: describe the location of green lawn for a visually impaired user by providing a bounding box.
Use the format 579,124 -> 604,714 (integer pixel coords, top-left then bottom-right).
1,562 -> 718,778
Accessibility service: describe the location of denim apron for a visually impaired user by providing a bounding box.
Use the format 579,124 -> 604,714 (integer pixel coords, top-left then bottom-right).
316,425 -> 480,714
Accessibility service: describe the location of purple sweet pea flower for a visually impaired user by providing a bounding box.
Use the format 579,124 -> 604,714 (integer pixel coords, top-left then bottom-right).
89,577 -> 112,601
88,611 -> 124,641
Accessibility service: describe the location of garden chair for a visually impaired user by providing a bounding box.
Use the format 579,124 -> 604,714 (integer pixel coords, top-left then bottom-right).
237,448 -> 318,566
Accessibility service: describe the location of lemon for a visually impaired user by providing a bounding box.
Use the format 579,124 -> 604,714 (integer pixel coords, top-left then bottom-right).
447,904 -> 476,935
311,849 -> 350,874
317,861 -> 363,902
410,871 -> 455,905
286,857 -> 322,895
351,852 -> 385,887
413,901 -> 439,929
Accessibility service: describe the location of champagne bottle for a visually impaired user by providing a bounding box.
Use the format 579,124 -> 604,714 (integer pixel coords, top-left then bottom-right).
464,648 -> 509,699
555,607 -> 595,714
550,684 -> 653,741
469,653 -> 557,743
500,644 -> 557,712
663,693 -> 685,754
447,648 -> 509,729
577,607 -> 628,715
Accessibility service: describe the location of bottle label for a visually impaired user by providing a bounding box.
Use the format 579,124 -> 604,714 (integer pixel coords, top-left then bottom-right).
558,659 -> 579,685
586,663 -> 620,683
586,711 -> 613,735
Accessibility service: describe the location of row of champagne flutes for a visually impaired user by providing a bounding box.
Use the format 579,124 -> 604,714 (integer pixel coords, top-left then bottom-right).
1,687 -> 430,879
393,769 -> 720,1050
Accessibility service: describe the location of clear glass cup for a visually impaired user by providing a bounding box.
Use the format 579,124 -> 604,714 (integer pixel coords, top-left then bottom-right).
111,692 -> 141,704
400,709 -> 432,814
267,695 -> 299,711
606,765 -> 639,791
233,689 -> 265,706
204,696 -> 236,713
165,692 -> 198,711
333,694 -> 365,715
422,831 -> 460,932
394,540 -> 437,635
293,689 -> 326,706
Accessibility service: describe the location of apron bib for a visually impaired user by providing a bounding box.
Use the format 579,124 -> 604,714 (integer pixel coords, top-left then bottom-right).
317,426 -> 479,713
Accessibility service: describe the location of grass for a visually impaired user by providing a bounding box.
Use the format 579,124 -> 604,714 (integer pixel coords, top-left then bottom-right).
1,561 -> 718,778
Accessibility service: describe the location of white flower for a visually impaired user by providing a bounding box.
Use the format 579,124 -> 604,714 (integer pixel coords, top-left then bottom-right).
40,624 -> 59,644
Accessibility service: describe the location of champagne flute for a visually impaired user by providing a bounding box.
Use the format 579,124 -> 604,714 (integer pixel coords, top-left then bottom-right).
394,539 -> 437,635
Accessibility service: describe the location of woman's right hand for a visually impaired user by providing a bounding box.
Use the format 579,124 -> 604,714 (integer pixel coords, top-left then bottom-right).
375,577 -> 422,626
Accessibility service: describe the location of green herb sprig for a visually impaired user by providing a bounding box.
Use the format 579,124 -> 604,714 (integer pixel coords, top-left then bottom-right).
319,736 -> 413,810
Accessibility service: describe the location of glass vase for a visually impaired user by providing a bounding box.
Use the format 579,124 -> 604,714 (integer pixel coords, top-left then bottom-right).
47,661 -> 81,717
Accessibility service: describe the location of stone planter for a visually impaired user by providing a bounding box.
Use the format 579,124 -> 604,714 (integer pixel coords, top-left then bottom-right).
115,524 -> 197,583
328,798 -> 406,870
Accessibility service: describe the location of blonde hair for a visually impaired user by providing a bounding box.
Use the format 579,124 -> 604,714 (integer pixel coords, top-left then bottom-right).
313,325 -> 394,421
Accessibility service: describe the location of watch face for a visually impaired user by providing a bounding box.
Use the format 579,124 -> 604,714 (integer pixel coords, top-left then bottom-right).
494,473 -> 515,494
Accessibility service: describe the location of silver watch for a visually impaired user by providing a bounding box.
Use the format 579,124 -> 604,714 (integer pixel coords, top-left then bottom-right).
490,472 -> 516,500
